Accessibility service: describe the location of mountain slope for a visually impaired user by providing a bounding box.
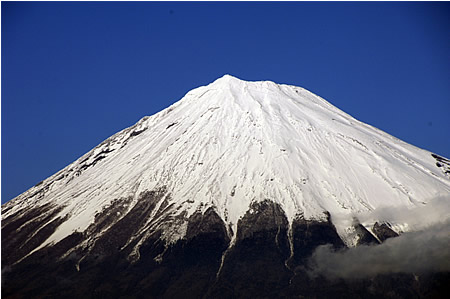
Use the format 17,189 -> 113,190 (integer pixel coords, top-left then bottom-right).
2,75 -> 449,298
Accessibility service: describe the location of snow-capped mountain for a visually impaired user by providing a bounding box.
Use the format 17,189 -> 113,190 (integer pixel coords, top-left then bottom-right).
2,75 -> 449,298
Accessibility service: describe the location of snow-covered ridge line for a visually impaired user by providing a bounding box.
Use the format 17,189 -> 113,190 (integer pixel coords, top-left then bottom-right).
3,74 -> 450,251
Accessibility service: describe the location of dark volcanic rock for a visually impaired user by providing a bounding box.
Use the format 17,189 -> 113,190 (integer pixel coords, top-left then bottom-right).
1,192 -> 231,299
87,190 -> 162,258
372,222 -> 399,242
2,198 -> 449,299
432,153 -> 450,177
354,222 -> 380,245
209,200 -> 292,298
1,203 -> 67,266
289,212 -> 346,267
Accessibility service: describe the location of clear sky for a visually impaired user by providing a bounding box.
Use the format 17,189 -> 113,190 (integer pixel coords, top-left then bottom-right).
2,2 -> 450,204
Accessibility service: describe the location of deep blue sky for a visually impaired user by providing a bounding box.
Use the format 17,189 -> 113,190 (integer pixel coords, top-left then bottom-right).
2,2 -> 450,203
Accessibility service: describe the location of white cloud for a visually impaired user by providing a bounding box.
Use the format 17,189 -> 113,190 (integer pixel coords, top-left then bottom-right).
308,197 -> 450,279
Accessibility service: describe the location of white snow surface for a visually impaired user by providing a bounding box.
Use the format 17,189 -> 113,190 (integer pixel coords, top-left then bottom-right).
4,74 -> 450,250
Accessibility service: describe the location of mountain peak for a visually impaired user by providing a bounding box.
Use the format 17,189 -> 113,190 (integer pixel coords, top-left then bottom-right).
217,73 -> 241,81
212,74 -> 279,89
211,74 -> 245,87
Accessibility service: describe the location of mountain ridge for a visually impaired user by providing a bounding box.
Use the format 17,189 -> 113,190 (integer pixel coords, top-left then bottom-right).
3,75 -> 449,252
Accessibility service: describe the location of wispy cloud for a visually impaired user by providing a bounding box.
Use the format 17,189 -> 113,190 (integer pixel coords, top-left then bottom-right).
308,196 -> 450,279
355,196 -> 450,231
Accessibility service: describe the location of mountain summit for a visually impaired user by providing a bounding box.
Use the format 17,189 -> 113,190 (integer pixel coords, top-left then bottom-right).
2,75 -> 449,298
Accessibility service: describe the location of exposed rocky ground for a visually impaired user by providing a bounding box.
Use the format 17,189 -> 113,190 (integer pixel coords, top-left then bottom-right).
3,196 -> 449,298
